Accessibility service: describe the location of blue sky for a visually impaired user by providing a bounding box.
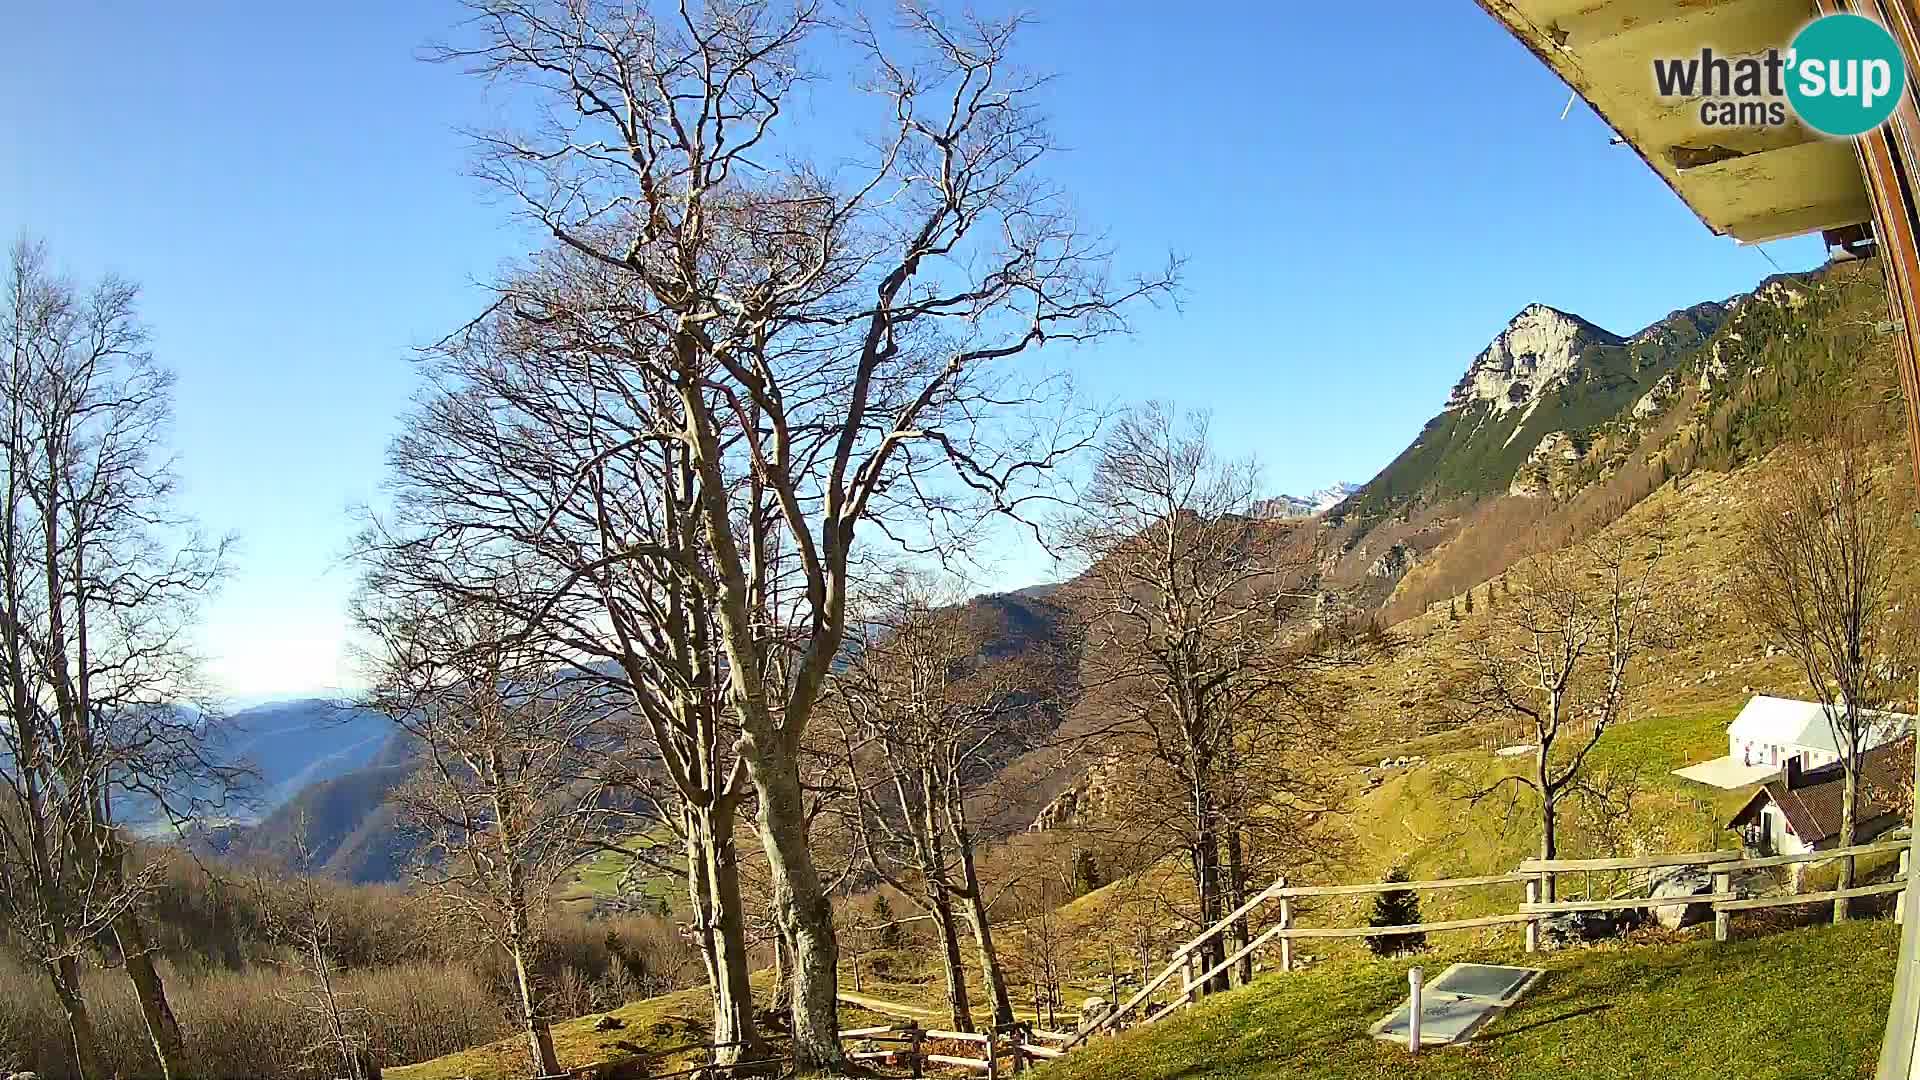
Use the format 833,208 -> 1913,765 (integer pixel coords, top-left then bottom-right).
2,3 -> 1825,698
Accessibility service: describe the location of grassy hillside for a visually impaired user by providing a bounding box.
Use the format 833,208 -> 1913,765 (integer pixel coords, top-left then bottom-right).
386,983 -> 731,1080
1034,919 -> 1899,1080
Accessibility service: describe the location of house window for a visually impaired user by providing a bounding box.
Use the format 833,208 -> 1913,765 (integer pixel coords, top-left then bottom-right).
1770,745 -> 1778,766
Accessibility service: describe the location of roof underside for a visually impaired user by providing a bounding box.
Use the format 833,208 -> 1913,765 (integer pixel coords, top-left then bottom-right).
1479,0 -> 1873,243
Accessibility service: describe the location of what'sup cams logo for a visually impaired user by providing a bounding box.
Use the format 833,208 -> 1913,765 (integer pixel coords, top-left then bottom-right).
1653,13 -> 1908,137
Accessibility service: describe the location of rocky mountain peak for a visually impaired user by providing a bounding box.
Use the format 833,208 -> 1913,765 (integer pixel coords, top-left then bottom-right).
1255,481 -> 1362,519
1445,304 -> 1627,414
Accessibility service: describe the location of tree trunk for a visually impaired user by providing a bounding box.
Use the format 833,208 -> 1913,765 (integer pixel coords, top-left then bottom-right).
48,954 -> 104,1080
509,934 -> 560,1078
927,885 -> 975,1031
769,927 -> 794,1017
685,799 -> 759,1063
739,739 -> 842,1070
955,834 -> 1016,1028
1839,763 -> 1860,923
1190,798 -> 1227,994
1225,827 -> 1251,988
1538,745 -> 1559,904
1538,800 -> 1559,904
115,909 -> 190,1079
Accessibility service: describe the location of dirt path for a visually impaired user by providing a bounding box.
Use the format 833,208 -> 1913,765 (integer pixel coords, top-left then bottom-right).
837,991 -> 946,1021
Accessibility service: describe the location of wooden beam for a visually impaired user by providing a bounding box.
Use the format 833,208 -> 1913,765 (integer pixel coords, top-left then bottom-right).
1723,838 -> 1913,872
1523,893 -> 1738,914
1718,878 -> 1908,913
1281,912 -> 1537,939
1519,850 -> 1739,872
1279,872 -> 1532,898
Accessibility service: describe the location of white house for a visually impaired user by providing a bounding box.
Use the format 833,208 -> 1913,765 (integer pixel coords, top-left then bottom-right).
1728,738 -> 1911,858
1672,695 -> 1914,791
1726,695 -> 1912,771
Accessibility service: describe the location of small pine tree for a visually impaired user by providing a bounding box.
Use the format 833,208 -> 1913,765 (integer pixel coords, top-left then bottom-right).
1071,848 -> 1103,896
1448,598 -> 1458,622
1484,583 -> 1495,611
872,892 -> 904,949
1464,589 -> 1474,615
1367,867 -> 1427,958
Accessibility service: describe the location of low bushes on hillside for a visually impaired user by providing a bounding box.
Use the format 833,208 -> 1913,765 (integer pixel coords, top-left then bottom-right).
0,851 -> 704,1079
0,955 -> 501,1080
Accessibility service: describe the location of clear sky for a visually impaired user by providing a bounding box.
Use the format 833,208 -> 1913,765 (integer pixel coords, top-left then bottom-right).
3,3 -> 1826,700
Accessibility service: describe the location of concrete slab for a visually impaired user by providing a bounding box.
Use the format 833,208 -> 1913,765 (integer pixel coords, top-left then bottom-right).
1430,963 -> 1537,1002
1369,964 -> 1546,1048
1374,996 -> 1492,1045
1673,756 -> 1778,790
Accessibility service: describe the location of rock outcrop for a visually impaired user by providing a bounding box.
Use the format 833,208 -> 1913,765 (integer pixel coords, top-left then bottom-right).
1633,372 -> 1681,419
1446,304 -> 1626,415
1366,541 -> 1418,580
1031,755 -> 1121,831
1509,431 -> 1584,498
1647,868 -> 1717,930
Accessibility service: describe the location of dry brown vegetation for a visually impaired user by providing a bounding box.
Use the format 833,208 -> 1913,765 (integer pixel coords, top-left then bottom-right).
0,849 -> 701,1079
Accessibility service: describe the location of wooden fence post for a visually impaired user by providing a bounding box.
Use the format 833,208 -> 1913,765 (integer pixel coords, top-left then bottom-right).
1181,951 -> 1196,1009
1010,1023 -> 1028,1074
1713,869 -> 1732,942
1524,876 -> 1540,953
1901,849 -> 1912,924
1278,877 -> 1294,973
986,1027 -> 1000,1080
908,1021 -> 924,1079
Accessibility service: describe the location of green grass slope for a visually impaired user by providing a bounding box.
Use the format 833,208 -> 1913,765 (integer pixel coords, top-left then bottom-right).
1036,919 -> 1899,1080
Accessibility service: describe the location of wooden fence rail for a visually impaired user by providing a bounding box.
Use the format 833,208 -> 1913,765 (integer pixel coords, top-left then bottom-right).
849,838 -> 1915,1070
836,1020 -> 1052,1077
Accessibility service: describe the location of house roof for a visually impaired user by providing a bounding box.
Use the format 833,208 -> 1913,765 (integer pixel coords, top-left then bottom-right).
1726,695 -> 1914,757
1475,0 -> 1873,243
1728,737 -> 1912,844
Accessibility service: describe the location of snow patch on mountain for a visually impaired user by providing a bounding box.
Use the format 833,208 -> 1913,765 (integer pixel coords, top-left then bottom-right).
1257,482 -> 1361,519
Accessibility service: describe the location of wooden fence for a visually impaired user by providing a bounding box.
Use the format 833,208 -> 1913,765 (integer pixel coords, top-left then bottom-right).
609,838 -> 1915,1076
837,1022 -> 1075,1077
1065,837 -> 1914,1050
1521,837 -> 1913,942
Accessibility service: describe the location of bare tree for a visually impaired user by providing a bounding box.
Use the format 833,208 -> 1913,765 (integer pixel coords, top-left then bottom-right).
358,594 -> 621,1078
1733,427 -> 1915,920
252,821 -> 376,1080
0,238 -> 232,1080
1057,403 -> 1361,994
429,2 -> 1173,1063
1460,529 -> 1678,900
831,582 -> 1053,1030
365,245 -> 767,1061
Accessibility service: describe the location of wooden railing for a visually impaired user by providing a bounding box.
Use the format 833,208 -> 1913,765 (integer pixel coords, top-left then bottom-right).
838,1021 -> 1071,1077
1518,838 -> 1912,943
1063,838 -> 1915,1051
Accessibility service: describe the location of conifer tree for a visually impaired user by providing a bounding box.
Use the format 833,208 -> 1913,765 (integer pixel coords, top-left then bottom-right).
872,893 -> 905,950
1072,848 -> 1103,896
1367,867 -> 1427,957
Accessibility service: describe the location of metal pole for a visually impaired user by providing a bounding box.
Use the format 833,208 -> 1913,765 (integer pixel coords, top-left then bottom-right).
1407,967 -> 1423,1056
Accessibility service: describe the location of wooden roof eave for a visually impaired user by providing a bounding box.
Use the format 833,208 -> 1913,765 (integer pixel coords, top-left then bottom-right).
1477,0 -> 1874,243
